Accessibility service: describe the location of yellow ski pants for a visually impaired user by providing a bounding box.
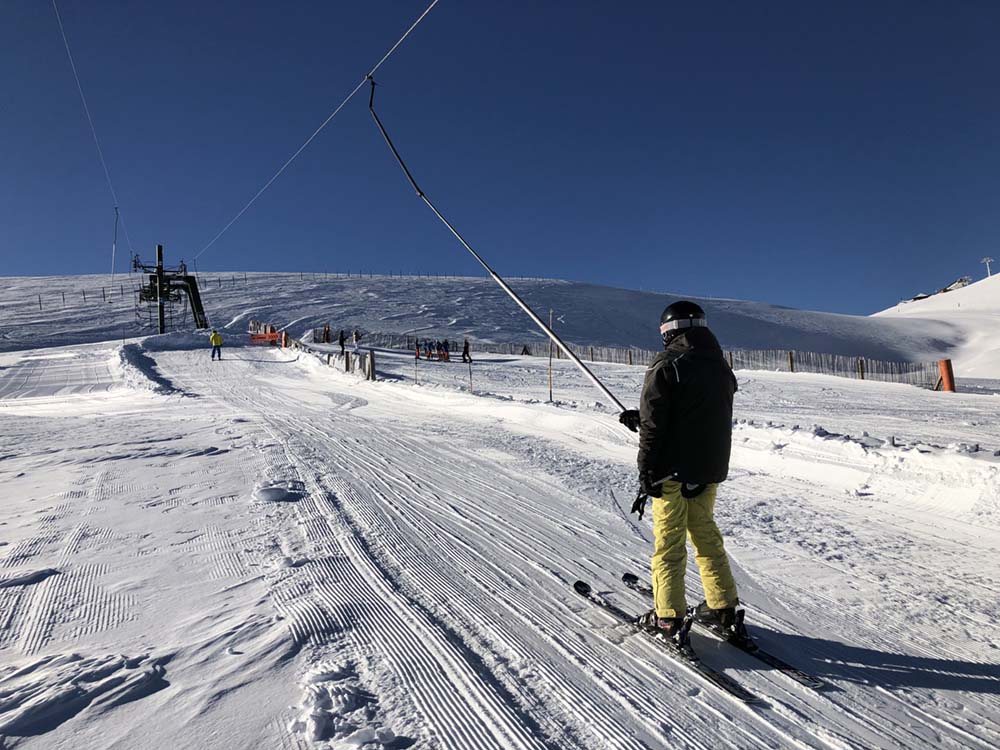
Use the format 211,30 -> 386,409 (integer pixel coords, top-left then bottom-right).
650,480 -> 738,619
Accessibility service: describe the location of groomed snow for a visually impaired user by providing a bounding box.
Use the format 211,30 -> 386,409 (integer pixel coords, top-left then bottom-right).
2,323 -> 999,749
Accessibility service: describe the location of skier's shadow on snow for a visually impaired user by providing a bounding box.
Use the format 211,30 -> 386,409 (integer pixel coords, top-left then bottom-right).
737,627 -> 1000,694
224,353 -> 299,364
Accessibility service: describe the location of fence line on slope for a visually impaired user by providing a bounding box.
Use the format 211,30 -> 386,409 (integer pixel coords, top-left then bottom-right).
329,331 -> 942,389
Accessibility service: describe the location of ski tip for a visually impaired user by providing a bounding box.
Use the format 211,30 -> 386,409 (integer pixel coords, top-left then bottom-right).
573,580 -> 592,596
621,572 -> 638,585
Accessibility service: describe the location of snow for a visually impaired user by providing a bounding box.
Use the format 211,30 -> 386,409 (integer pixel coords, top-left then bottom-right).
2,275 -> 1000,750
877,272 -> 1000,378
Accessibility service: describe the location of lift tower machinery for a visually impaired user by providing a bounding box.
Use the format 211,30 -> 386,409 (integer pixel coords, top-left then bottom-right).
133,245 -> 209,333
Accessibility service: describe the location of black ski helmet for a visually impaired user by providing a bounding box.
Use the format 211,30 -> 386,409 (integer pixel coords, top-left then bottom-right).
659,300 -> 707,343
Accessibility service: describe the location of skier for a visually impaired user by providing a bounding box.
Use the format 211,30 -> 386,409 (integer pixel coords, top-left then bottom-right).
618,301 -> 739,640
442,339 -> 450,362
209,329 -> 223,361
461,338 -> 472,363
338,329 -> 346,356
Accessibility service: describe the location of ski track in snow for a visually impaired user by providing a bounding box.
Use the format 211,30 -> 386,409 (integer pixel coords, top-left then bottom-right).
1,333 -> 999,749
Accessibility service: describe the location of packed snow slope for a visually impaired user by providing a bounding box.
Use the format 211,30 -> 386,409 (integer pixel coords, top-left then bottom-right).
877,272 -> 1000,377
0,271 -> 971,364
1,330 -> 999,750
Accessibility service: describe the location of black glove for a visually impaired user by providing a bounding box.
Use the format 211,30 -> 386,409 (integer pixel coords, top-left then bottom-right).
630,492 -> 649,520
619,409 -> 640,432
639,471 -> 663,498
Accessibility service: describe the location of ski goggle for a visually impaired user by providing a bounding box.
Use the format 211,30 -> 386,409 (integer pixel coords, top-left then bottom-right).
659,318 -> 708,335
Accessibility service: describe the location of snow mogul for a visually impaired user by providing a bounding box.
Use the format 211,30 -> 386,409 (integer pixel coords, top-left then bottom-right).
618,300 -> 740,640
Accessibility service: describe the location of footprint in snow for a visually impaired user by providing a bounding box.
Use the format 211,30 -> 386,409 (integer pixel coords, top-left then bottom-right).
253,480 -> 304,503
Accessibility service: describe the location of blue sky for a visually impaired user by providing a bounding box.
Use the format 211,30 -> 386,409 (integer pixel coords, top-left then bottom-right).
3,1 -> 997,314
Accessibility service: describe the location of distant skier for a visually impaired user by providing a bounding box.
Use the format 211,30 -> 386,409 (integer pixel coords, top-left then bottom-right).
338,329 -> 346,356
209,329 -> 223,361
435,341 -> 444,361
618,301 -> 739,640
442,339 -> 450,362
461,338 -> 472,363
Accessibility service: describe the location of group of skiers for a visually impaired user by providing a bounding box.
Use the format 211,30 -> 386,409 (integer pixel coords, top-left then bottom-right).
316,325 -> 364,355
417,338 -> 472,363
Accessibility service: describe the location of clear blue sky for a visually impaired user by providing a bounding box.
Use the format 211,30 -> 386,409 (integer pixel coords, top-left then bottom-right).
3,1 -> 997,313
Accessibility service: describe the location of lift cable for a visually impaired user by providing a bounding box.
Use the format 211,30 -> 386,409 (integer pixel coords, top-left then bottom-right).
366,79 -> 627,413
193,0 -> 440,262
51,0 -> 135,278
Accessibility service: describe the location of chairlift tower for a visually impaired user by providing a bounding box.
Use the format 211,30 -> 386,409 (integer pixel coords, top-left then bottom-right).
132,244 -> 208,334
982,256 -> 994,278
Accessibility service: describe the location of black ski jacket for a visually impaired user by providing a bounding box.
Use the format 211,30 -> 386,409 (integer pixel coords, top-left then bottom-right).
638,327 -> 737,485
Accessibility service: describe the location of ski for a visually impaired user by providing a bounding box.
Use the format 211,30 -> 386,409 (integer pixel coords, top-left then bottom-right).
620,572 -> 825,689
573,580 -> 761,704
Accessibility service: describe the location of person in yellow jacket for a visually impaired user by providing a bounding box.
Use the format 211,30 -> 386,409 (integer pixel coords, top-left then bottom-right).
209,329 -> 223,361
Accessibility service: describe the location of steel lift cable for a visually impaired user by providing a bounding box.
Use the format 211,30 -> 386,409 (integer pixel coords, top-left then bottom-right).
367,79 -> 627,413
51,0 -> 135,276
194,0 -> 440,262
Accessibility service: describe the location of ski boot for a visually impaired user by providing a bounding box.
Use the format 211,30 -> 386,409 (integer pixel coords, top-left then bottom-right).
692,600 -> 751,646
636,609 -> 693,649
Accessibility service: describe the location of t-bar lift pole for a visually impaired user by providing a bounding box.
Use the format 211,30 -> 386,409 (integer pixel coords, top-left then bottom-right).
368,79 -> 626,413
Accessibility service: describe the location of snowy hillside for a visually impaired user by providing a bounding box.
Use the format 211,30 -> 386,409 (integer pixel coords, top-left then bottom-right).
2,275 -> 1000,749
877,272 -> 1000,378
0,272 -> 968,364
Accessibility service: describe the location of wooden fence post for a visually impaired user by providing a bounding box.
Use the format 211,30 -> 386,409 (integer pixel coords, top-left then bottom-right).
83,290 -> 87,302
62,291 -> 66,305
326,353 -> 331,366
368,350 -> 376,380
37,294 -> 42,310
589,346 -> 594,361
857,358 -> 865,380
628,350 -> 633,366
727,351 -> 734,369
788,351 -> 795,373
345,353 -> 351,373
